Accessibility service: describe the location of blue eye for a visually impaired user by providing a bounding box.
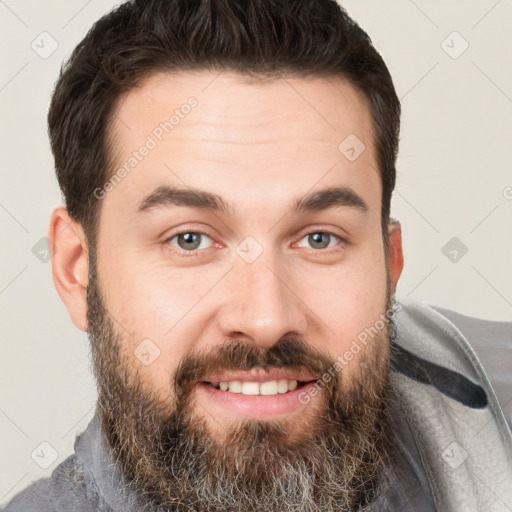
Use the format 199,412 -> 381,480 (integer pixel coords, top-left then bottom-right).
167,231 -> 214,252
297,231 -> 341,250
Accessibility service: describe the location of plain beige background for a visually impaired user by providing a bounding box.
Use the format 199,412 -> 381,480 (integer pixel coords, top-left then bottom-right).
1,0 -> 511,506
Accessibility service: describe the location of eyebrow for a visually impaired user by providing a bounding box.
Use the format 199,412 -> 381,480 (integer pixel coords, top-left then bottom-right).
137,184 -> 368,216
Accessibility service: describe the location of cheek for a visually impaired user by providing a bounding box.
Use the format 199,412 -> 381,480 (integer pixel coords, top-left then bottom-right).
96,253 -> 203,390
302,246 -> 388,356
104,259 -> 243,395
98,234 -> 198,333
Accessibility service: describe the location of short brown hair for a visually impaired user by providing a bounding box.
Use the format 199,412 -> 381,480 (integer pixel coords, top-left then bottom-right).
48,0 -> 400,249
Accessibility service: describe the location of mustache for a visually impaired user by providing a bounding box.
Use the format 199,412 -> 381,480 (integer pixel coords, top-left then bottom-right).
172,335 -> 340,397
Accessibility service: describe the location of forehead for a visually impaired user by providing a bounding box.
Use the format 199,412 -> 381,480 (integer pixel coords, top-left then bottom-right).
103,70 -> 380,224
112,71 -> 374,145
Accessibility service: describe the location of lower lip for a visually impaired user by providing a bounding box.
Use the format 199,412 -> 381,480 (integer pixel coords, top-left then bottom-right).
195,381 -> 319,420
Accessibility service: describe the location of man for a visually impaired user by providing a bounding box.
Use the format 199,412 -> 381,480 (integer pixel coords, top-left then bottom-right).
3,0 -> 512,511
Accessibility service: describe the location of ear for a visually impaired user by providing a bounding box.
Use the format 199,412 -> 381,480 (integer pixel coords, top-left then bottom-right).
48,206 -> 89,331
388,218 -> 404,294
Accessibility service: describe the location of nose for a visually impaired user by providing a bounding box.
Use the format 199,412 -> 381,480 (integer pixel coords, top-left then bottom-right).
216,250 -> 308,349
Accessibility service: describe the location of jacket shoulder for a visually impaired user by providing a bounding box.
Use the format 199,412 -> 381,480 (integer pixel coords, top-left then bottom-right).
429,304 -> 512,428
2,477 -> 54,512
2,454 -> 99,512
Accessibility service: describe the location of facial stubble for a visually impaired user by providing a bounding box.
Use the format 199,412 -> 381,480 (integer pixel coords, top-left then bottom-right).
86,255 -> 395,512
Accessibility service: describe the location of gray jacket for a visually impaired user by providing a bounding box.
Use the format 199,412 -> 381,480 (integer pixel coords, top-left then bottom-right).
3,296 -> 512,511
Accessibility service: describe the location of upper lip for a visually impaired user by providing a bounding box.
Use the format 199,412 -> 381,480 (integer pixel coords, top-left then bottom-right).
203,369 -> 318,384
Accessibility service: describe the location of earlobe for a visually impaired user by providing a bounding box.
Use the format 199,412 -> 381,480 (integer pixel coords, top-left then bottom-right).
388,218 -> 404,294
48,206 -> 89,331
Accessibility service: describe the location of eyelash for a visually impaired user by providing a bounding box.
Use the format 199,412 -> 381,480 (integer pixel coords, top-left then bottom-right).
165,229 -> 346,258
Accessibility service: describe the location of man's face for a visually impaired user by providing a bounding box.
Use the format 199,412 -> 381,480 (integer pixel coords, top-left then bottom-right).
85,70 -> 398,510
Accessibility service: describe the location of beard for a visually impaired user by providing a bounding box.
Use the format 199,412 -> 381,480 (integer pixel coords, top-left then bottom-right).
86,252 -> 395,512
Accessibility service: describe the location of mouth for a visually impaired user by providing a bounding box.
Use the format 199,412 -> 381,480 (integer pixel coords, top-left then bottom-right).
196,370 -> 320,419
203,379 -> 313,395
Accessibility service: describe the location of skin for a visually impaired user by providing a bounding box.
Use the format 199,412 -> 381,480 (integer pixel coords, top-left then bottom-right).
48,70 -> 404,442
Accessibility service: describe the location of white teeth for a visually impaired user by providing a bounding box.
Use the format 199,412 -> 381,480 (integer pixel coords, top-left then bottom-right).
241,382 -> 260,395
288,380 -> 298,391
215,379 -> 300,395
228,380 -> 242,393
277,379 -> 289,394
260,380 -> 278,395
